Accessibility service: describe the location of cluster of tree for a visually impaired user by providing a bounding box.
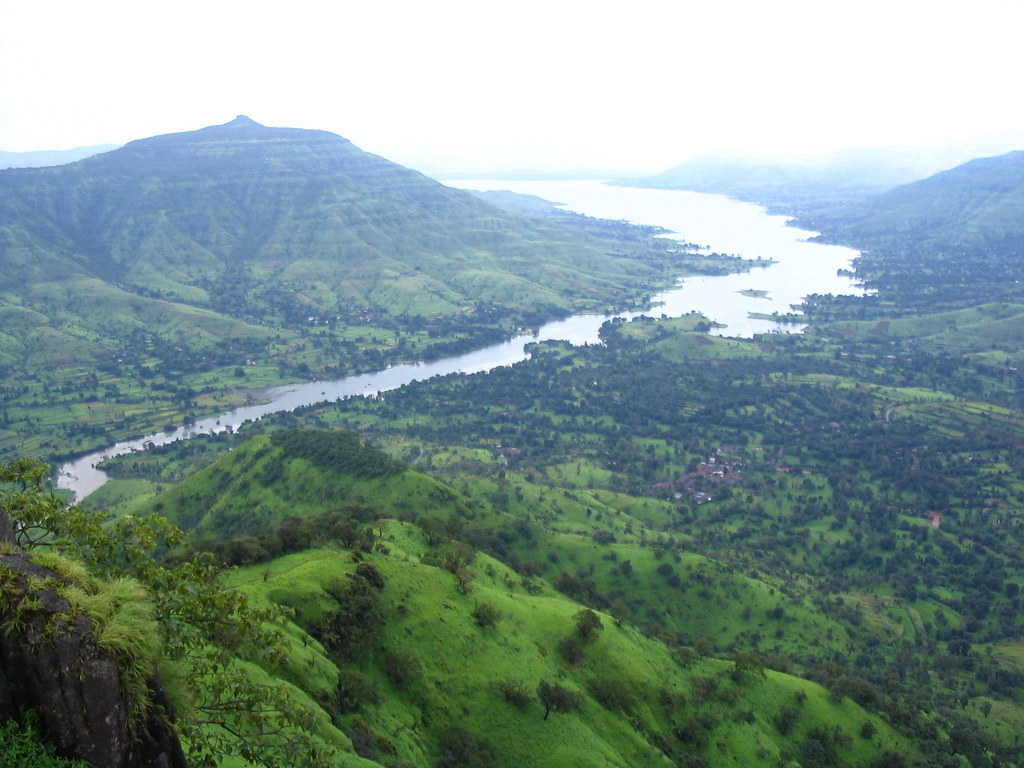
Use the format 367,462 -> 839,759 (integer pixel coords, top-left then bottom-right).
272,429 -> 404,478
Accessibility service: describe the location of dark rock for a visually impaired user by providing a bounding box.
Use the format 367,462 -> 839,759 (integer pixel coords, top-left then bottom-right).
0,507 -> 12,544
0,552 -> 188,768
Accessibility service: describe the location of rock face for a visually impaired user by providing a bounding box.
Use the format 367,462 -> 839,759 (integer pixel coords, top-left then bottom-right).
0,551 -> 188,768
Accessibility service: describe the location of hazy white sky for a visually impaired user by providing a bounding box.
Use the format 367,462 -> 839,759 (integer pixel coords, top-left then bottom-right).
1,0 -> 1022,173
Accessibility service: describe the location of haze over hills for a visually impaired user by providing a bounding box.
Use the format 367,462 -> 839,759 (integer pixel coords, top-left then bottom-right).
619,131 -> 1024,208
796,150 -> 1024,312
0,144 -> 121,170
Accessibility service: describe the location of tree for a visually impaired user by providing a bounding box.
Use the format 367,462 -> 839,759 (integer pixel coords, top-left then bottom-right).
472,601 -> 501,628
317,574 -> 387,661
0,458 -> 333,768
587,676 -> 637,713
436,724 -> 498,768
537,680 -> 578,720
694,636 -> 713,659
574,608 -> 604,639
729,650 -> 767,681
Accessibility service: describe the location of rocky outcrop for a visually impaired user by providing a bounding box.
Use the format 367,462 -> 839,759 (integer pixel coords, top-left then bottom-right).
0,551 -> 188,768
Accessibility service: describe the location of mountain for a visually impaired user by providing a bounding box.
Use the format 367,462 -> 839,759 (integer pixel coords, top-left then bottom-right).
0,116 -> 681,461
619,133 -> 1024,209
0,144 -> 119,169
0,116 -> 660,328
797,150 -> 1024,311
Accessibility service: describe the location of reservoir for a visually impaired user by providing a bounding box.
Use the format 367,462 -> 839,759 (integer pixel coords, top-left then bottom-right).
57,181 -> 861,500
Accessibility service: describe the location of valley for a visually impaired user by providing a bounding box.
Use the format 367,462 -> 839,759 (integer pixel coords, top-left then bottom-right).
2,120 -> 1024,768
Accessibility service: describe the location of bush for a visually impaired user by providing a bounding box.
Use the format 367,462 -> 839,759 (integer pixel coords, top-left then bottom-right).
775,705 -> 800,735
558,634 -> 587,665
673,718 -> 709,747
335,669 -> 381,714
496,679 -> 531,708
0,715 -> 88,768
575,608 -> 603,638
355,562 -> 385,589
383,650 -> 421,688
436,724 -> 498,768
537,680 -> 579,720
587,676 -> 637,714
315,576 -> 386,661
472,602 -> 501,628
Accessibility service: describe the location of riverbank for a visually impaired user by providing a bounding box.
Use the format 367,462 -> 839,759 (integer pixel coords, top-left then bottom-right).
56,182 -> 862,500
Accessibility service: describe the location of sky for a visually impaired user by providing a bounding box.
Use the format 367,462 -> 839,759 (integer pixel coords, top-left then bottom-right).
2,0 -> 1023,175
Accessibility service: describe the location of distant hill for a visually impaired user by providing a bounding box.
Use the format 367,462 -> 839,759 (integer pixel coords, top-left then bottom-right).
0,116 -> 683,459
0,116 -> 661,333
797,150 -> 1024,310
0,144 -> 119,169
619,133 -> 1024,209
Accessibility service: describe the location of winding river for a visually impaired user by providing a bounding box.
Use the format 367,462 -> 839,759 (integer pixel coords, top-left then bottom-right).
57,180 -> 862,500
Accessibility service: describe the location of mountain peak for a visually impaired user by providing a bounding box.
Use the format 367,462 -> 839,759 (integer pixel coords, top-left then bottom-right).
224,115 -> 262,129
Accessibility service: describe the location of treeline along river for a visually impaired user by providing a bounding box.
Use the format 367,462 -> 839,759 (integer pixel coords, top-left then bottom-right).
57,180 -> 862,500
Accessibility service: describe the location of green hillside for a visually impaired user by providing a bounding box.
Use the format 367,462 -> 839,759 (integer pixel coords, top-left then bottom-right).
100,305 -> 1020,766
227,534 -> 912,768
150,429 -> 482,541
0,117 -> 730,462
798,151 -> 1024,314
3,456 -> 914,768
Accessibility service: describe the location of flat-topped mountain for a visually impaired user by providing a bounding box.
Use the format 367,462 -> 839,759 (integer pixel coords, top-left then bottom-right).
0,117 -> 681,459
0,116 -> 657,322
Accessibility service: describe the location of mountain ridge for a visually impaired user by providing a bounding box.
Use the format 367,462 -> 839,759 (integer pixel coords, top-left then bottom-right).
0,117 -> 691,460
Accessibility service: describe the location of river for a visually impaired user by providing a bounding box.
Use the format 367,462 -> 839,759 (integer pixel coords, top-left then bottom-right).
56,180 -> 861,500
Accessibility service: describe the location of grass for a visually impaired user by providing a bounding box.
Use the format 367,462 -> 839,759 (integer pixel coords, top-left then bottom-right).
221,527 -> 911,768
4,551 -> 161,724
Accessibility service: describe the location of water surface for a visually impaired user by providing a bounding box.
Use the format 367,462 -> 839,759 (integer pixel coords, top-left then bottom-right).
57,181 -> 861,499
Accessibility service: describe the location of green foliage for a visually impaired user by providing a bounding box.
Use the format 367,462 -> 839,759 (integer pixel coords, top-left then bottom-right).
496,678 -> 531,708
436,724 -> 499,768
574,608 -> 603,639
728,650 -> 767,682
0,714 -> 88,768
272,429 -> 403,479
314,574 -> 387,662
586,676 -> 637,714
472,601 -> 501,628
334,668 -> 382,714
0,459 -> 337,768
537,680 -> 579,721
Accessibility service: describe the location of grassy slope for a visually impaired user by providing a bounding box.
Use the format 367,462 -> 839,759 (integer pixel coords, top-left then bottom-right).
149,433 -> 480,540
228,528 -> 908,768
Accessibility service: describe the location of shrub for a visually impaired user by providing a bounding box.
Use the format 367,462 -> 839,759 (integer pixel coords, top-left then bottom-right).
383,650 -> 421,688
436,724 -> 498,768
537,680 -> 579,720
315,576 -> 386,661
496,679 -> 531,708
0,715 -> 88,768
673,718 -> 708,747
355,562 -> 385,589
587,676 -> 637,714
472,602 -> 501,628
775,705 -> 800,735
335,669 -> 381,714
558,635 -> 587,666
575,608 -> 603,639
